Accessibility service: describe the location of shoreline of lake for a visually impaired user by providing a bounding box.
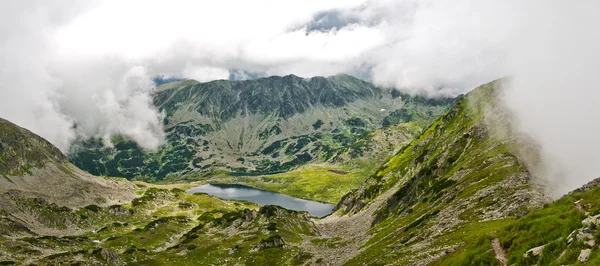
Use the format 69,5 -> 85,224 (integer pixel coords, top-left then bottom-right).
186,183 -> 335,217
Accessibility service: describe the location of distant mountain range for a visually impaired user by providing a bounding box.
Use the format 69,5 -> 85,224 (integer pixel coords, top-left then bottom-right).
69,74 -> 455,181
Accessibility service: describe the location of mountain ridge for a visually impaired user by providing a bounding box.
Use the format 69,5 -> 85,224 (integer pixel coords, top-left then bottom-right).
0,117 -> 66,177
320,78 -> 550,265
70,74 -> 455,181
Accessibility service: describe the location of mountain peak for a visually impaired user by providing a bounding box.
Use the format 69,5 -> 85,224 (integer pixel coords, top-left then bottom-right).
0,118 -> 66,177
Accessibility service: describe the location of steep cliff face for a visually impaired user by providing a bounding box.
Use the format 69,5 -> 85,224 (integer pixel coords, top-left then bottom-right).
69,74 -> 454,181
0,118 -> 136,237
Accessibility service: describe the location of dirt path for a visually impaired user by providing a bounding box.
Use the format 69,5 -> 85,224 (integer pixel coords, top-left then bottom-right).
300,182 -> 401,265
491,238 -> 507,266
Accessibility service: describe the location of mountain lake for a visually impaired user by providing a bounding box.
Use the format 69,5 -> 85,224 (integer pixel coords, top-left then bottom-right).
186,184 -> 335,217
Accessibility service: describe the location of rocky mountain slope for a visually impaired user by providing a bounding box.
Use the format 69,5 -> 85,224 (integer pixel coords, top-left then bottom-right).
304,79 -> 551,265
68,74 -> 454,182
0,118 -> 320,265
0,118 -> 136,238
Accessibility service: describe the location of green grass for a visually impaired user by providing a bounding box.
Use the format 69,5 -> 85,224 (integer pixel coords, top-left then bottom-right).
215,164 -> 375,204
2,186 -> 318,265
442,185 -> 600,265
343,79 -> 552,265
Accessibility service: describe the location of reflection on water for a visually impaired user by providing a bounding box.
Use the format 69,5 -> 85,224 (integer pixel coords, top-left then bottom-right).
186,184 -> 335,217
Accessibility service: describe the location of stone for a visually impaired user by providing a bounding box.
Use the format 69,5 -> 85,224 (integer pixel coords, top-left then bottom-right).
524,245 -> 544,258
585,239 -> 596,247
246,210 -> 257,221
583,217 -> 593,226
579,249 -> 592,262
568,230 -> 577,239
558,250 -> 567,260
582,215 -> 600,227
577,231 -> 594,241
574,200 -> 585,212
100,248 -> 120,265
259,234 -> 286,249
567,230 -> 578,245
228,245 -> 241,254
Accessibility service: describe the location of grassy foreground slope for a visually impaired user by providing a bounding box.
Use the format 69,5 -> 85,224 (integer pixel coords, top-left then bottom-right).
444,178 -> 600,265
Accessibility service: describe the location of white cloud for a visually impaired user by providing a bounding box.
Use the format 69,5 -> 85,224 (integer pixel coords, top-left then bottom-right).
501,1 -> 600,196
182,66 -> 230,83
0,1 -> 165,151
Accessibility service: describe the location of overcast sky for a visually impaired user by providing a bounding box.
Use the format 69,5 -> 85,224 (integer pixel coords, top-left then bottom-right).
0,0 -> 599,195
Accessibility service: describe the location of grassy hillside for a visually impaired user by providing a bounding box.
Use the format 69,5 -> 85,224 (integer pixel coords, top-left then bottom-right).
442,178 -> 600,265
0,118 -> 66,178
334,79 -> 549,265
0,186 -> 319,265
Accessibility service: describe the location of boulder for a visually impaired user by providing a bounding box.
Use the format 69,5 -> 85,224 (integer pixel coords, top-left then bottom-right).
579,249 -> 592,262
100,248 -> 120,265
246,209 -> 257,221
577,231 -> 594,241
582,215 -> 600,228
259,234 -> 286,249
524,245 -> 544,258
567,230 -> 578,245
585,239 -> 596,247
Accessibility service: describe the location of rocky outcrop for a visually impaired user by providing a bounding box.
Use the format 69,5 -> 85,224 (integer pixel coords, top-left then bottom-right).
245,209 -> 257,221
491,238 -> 507,266
259,234 -> 286,249
570,177 -> 600,194
524,245 -> 544,258
99,248 -> 121,265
